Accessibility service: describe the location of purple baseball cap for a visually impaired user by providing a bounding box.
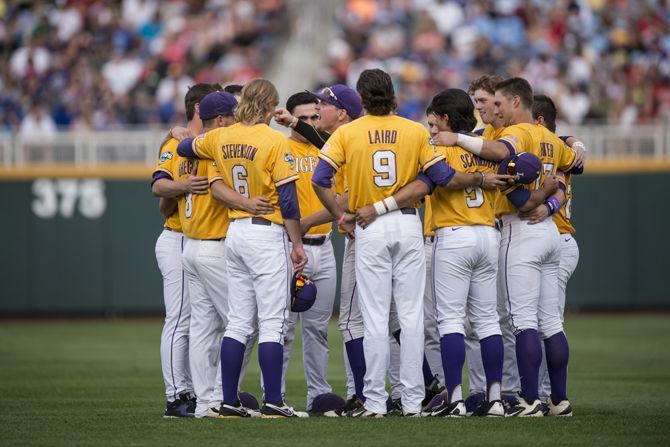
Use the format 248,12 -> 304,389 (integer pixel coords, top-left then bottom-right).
498,151 -> 542,185
310,84 -> 363,120
199,91 -> 237,120
290,273 -> 317,313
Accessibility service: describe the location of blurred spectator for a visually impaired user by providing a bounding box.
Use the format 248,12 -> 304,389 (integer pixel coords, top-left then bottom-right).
321,0 -> 670,125
19,103 -> 57,162
0,0 -> 287,130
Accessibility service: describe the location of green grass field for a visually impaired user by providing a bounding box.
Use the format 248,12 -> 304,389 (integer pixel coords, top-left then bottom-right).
1,315 -> 669,446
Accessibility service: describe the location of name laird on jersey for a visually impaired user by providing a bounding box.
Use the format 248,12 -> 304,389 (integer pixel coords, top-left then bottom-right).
368,129 -> 397,144
459,152 -> 497,170
220,143 -> 258,160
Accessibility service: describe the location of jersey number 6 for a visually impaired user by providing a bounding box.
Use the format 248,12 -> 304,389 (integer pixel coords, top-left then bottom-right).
372,150 -> 397,187
232,165 -> 249,197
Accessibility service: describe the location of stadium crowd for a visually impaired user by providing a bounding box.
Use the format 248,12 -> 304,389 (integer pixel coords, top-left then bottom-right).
1,0 -> 669,133
322,0 -> 670,126
0,0 -> 287,133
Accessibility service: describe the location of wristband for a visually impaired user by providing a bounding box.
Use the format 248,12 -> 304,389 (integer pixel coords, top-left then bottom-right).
372,196 -> 399,216
572,141 -> 586,151
373,201 -> 387,216
545,195 -> 561,216
456,133 -> 484,155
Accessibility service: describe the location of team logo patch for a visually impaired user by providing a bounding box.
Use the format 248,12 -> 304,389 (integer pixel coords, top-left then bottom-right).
284,153 -> 295,169
160,151 -> 173,162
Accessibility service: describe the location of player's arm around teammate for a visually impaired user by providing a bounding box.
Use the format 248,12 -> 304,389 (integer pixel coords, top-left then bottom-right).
179,79 -> 308,418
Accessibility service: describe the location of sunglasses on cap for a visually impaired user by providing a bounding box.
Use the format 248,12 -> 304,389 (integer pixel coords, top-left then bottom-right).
320,87 -> 346,109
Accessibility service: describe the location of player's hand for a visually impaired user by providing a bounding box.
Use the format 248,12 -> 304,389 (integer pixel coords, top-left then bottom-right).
274,108 -> 295,127
481,172 -> 513,189
170,126 -> 191,141
243,196 -> 274,215
291,244 -> 308,273
541,174 -> 559,194
573,142 -> 586,168
338,212 -> 356,238
431,131 -> 458,147
183,175 -> 209,194
519,204 -> 549,225
355,205 -> 377,229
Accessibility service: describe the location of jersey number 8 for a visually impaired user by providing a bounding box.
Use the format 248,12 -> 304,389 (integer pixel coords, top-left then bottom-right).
372,150 -> 397,187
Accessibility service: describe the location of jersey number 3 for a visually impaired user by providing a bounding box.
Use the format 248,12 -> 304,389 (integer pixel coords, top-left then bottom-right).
465,186 -> 484,208
372,150 -> 397,187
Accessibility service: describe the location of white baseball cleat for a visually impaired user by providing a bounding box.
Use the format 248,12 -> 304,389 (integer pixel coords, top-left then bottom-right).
505,396 -> 544,417
547,399 -> 572,417
349,406 -> 385,418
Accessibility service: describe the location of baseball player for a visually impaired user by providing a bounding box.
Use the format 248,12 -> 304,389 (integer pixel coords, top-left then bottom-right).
527,95 -> 581,413
434,77 -> 583,417
176,91 -> 272,418
280,92 -> 338,412
178,79 -> 308,418
151,83 -> 220,418
461,82 -> 586,413
354,89 -> 512,417
312,69 -> 495,417
275,85 -> 368,413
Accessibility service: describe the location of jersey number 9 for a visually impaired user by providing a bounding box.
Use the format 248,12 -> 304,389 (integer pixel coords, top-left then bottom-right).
372,150 -> 397,187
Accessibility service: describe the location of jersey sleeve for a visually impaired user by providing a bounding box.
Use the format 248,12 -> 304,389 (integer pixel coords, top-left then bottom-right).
497,125 -> 531,156
318,128 -> 346,170
556,141 -> 578,172
207,160 -> 222,184
154,138 -> 178,179
272,137 -> 300,187
191,130 -> 216,160
419,129 -> 446,172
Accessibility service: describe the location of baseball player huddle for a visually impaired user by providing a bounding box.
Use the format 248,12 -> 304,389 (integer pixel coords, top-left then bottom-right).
152,68 -> 584,419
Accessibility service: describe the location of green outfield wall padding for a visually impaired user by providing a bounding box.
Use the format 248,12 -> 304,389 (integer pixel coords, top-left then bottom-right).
0,174 -> 668,314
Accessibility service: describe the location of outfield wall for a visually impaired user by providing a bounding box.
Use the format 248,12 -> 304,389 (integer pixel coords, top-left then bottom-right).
0,167 -> 668,314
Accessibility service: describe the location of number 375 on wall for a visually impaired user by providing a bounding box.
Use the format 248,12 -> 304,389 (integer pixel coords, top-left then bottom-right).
31,179 -> 106,219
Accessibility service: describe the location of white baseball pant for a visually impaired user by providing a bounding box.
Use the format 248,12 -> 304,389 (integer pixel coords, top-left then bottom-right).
224,218 -> 290,346
540,234 -> 579,399
282,237 -> 336,410
498,213 -> 562,393
155,228 -> 192,402
423,238 -> 444,384
356,210 -> 426,415
432,225 -> 501,339
339,236 -> 362,399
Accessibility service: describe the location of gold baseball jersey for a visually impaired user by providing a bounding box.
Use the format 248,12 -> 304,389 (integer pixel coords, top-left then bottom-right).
319,115 -> 445,211
174,158 -> 230,240
190,123 -> 298,225
481,124 -> 506,140
288,138 -> 331,235
553,173 -> 575,234
496,123 -> 577,216
430,146 -> 499,229
154,137 -> 182,232
423,198 -> 434,237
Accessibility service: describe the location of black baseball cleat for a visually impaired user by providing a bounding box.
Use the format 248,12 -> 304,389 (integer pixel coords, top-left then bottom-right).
472,400 -> 505,417
218,401 -> 251,418
339,396 -> 365,417
163,393 -> 196,418
430,399 -> 467,417
422,376 -> 446,409
261,400 -> 301,418
348,406 -> 384,418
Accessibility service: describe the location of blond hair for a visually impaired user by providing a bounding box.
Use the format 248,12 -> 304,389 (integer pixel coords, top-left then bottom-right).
234,79 -> 279,123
